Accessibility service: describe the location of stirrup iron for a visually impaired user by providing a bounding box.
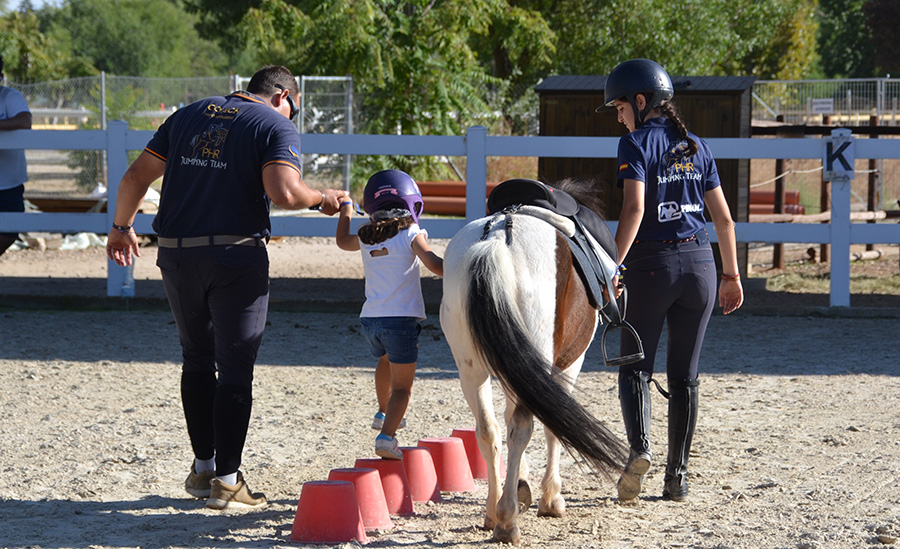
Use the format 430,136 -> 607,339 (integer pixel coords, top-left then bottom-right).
601,319 -> 645,367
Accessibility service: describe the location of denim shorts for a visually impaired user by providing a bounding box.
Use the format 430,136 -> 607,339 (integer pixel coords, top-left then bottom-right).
359,316 -> 422,364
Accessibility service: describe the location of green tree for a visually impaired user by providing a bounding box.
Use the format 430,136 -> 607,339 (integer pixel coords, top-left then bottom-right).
737,0 -> 818,80
864,0 -> 900,75
43,0 -> 229,77
817,0 -> 875,78
0,9 -> 93,82
231,0 -> 521,179
526,0 -> 817,79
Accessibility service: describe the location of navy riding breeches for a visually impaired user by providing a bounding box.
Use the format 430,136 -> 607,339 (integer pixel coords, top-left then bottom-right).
619,230 -> 716,382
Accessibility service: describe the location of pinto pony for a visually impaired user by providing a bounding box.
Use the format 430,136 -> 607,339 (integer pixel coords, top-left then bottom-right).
440,178 -> 631,545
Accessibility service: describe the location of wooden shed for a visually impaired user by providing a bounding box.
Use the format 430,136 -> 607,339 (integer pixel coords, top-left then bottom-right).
535,74 -> 756,272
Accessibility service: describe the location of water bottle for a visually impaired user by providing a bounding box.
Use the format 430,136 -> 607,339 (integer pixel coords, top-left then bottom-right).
121,263 -> 135,298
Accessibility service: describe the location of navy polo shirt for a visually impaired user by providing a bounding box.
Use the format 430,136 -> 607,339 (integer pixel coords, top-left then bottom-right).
147,91 -> 302,239
615,117 -> 720,242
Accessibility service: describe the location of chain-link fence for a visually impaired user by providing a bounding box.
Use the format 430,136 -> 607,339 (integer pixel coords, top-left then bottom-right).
11,73 -> 352,196
9,74 -> 899,211
233,75 -> 355,189
751,78 -> 900,213
753,78 -> 900,126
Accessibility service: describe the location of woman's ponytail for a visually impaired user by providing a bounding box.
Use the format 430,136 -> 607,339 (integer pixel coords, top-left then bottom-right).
659,102 -> 698,157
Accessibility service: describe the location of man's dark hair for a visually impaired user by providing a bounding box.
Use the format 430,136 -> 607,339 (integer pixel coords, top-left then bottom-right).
247,65 -> 299,99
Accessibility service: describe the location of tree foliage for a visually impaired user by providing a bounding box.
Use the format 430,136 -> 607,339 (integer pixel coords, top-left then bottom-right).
42,0 -> 228,77
0,8 -> 93,82
2,0 -> 894,139
817,0 -> 875,78
863,0 -> 900,76
231,0 -> 521,177
517,0 -> 818,79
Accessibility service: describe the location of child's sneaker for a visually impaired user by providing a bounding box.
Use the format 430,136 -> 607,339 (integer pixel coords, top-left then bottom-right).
375,433 -> 402,460
371,411 -> 406,430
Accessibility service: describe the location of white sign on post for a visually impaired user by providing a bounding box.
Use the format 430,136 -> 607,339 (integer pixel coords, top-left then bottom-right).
811,98 -> 834,115
822,128 -> 854,181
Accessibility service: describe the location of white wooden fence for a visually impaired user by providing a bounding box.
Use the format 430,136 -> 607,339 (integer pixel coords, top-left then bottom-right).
1,122 -> 899,307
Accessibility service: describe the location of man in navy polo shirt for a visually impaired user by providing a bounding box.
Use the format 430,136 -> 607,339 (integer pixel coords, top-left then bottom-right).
0,54 -> 32,258
107,65 -> 347,510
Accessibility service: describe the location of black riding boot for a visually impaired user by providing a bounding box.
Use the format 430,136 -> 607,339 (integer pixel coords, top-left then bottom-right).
616,370 -> 652,500
663,378 -> 699,502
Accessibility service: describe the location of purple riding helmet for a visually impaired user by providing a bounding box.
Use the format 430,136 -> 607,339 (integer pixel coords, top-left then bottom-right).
362,169 -> 424,223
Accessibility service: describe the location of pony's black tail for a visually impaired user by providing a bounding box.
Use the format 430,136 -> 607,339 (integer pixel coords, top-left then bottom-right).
466,244 -> 627,476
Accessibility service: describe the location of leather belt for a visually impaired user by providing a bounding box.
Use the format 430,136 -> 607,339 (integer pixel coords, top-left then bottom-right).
157,235 -> 267,248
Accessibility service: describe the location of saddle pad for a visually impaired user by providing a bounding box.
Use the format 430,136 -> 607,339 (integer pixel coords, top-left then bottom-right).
487,178 -> 580,216
515,205 -> 575,236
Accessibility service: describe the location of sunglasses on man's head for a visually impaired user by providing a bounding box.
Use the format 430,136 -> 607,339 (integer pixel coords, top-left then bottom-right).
273,84 -> 299,121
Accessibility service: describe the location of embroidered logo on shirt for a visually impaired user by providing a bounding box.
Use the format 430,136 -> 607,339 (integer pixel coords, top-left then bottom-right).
618,162 -> 629,173
658,201 -> 682,223
189,123 -> 228,159
289,145 -> 299,157
369,247 -> 389,257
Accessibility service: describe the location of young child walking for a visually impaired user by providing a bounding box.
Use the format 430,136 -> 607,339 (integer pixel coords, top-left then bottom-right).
336,169 -> 443,459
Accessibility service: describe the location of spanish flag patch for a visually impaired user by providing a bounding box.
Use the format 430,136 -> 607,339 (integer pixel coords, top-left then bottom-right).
618,162 -> 629,172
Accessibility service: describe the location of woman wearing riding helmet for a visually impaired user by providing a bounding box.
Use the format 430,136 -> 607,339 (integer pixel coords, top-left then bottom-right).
603,58 -> 743,502
335,169 -> 443,459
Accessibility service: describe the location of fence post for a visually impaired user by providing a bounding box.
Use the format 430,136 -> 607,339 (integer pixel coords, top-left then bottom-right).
106,120 -> 135,298
831,178 -> 851,307
866,115 -> 879,251
826,128 -> 853,307
464,126 -> 487,222
819,115 -> 832,262
773,115 -> 786,269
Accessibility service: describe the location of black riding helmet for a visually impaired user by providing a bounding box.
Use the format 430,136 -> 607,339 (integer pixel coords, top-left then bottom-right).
600,58 -> 674,129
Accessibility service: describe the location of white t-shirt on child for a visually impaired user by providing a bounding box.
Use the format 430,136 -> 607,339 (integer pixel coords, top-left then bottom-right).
359,224 -> 427,320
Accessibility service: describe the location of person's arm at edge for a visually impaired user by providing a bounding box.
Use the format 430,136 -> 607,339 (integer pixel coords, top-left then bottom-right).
706,185 -> 744,314
411,233 -> 443,277
335,200 -> 360,251
614,178 -> 645,265
106,150 -> 164,266
0,111 -> 31,130
262,163 -> 347,215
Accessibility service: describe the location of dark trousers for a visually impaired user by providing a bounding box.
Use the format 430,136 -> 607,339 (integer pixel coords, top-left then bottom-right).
619,231 -> 716,383
0,184 -> 24,245
158,245 -> 269,476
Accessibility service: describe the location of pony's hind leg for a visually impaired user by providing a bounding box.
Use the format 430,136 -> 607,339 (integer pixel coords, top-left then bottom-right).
493,403 -> 534,545
455,356 -> 503,531
538,364 -> 581,518
538,428 -> 566,517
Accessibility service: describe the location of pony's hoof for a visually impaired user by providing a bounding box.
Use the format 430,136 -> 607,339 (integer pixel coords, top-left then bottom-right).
492,524 -> 521,546
537,496 -> 566,518
516,479 -> 532,512
483,515 -> 497,530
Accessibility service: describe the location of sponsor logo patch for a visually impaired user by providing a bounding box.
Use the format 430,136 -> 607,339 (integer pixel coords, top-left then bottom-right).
658,201 -> 682,223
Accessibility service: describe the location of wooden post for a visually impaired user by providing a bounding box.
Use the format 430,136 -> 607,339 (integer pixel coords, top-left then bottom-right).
773,115 -> 786,269
866,115 -> 879,251
820,115 -> 831,263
